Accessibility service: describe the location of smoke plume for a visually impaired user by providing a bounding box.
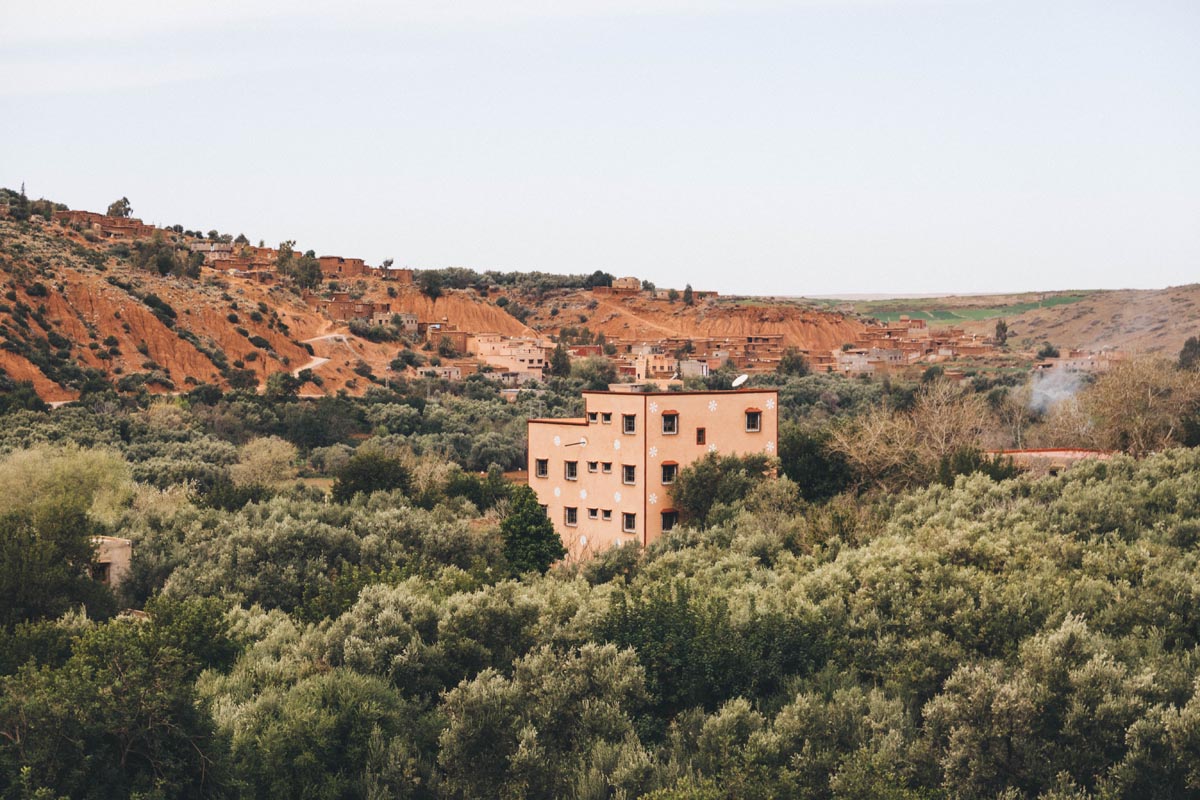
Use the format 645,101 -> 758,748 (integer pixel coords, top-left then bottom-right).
1029,369 -> 1084,414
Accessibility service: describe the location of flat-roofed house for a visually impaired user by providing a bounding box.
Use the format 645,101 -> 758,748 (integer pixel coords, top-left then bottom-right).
528,388 -> 778,560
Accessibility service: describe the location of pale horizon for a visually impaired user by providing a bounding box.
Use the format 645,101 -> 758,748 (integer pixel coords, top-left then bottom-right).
2,0 -> 1197,297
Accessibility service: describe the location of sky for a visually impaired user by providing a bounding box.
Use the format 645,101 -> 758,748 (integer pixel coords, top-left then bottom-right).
1,0 -> 1197,297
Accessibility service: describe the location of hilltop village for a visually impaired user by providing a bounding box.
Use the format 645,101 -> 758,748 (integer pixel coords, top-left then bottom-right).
0,199 -> 1128,405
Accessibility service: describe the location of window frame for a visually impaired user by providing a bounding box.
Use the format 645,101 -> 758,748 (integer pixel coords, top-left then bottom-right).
622,414 -> 637,434
587,507 -> 599,519
534,458 -> 549,478
587,461 -> 599,473
661,510 -> 679,532
564,460 -> 578,480
587,411 -> 598,423
745,410 -> 762,432
601,412 -> 612,425
601,462 -> 613,474
622,512 -> 637,533
564,506 -> 578,526
662,412 -> 679,435
696,427 -> 706,445
622,464 -> 636,485
661,462 -> 678,484
601,509 -> 613,521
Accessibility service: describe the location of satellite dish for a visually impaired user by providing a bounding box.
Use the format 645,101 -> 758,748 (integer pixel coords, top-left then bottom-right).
731,374 -> 749,388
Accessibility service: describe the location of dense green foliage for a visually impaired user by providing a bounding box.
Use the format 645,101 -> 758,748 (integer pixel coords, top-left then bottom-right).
501,484 -> 566,574
4,364 -> 1200,797
331,450 -> 412,503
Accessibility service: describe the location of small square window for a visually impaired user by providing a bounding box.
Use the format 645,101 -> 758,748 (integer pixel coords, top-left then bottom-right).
565,461 -> 578,480
696,427 -> 706,445
622,414 -> 637,434
745,410 -> 762,432
534,458 -> 549,478
565,507 -> 578,526
588,508 -> 599,519
661,463 -> 678,484
588,412 -> 598,423
601,462 -> 613,474
602,509 -> 613,521
661,510 -> 679,532
587,461 -> 599,473
601,412 -> 612,424
622,464 -> 636,485
662,413 -> 679,435
622,512 -> 637,533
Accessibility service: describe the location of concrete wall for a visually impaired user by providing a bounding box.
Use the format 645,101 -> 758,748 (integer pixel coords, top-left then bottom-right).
93,536 -> 132,587
528,389 -> 778,561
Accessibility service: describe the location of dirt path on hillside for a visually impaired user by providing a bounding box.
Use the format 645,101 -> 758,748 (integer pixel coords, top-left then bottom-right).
594,297 -> 682,338
292,356 -> 331,377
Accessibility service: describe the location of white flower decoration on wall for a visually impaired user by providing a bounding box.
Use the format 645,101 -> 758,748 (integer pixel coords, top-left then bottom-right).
648,493 -> 658,505
613,439 -> 621,450
614,491 -> 622,503
708,443 -> 718,453
580,489 -> 588,500
648,401 -> 659,414
765,441 -> 775,453
552,435 -> 561,446
766,398 -> 776,410
553,487 -> 561,497
648,446 -> 658,459
708,400 -> 718,412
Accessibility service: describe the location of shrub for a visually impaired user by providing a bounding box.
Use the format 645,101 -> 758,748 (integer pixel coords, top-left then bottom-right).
331,451 -> 412,503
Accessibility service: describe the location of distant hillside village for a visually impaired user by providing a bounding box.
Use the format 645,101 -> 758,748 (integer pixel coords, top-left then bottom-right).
18,201 -> 1124,390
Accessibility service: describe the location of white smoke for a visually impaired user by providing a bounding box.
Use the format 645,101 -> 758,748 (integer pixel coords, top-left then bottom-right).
1029,369 -> 1084,414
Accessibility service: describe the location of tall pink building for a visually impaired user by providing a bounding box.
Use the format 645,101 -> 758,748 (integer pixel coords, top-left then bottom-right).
527,388 -> 779,559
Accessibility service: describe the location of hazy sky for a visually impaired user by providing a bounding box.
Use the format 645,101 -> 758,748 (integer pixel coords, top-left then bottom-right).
2,1 -> 1197,296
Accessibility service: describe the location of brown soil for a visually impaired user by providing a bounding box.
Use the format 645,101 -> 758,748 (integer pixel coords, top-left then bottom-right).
23,210 -> 1188,401
959,284 -> 1200,356
521,292 -> 865,351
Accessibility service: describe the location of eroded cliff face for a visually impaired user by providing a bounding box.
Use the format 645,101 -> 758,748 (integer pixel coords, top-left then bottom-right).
357,285 -> 533,338
520,291 -> 865,351
0,217 -> 863,400
0,219 -> 330,400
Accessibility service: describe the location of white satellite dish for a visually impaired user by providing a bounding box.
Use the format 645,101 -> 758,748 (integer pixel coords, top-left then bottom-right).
731,374 -> 749,388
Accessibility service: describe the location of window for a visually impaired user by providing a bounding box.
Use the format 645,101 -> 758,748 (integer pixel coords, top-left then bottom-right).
588,412 -> 598,423
587,461 -> 598,473
564,507 -> 578,526
588,508 -> 599,519
602,509 -> 613,521
696,427 -> 706,445
601,412 -> 612,424
564,461 -> 578,480
662,413 -> 679,435
622,414 -> 636,434
661,462 -> 678,484
622,512 -> 637,532
534,458 -> 549,478
661,510 -> 679,532
622,464 -> 636,485
601,462 -> 613,474
745,410 -> 762,432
